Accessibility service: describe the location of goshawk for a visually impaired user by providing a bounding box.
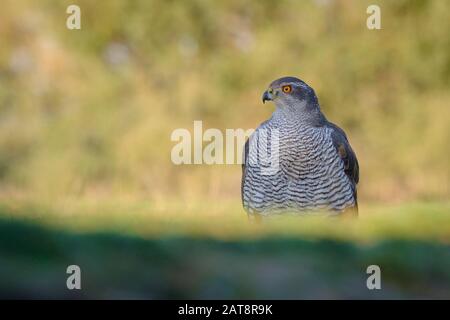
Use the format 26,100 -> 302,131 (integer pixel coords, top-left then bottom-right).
241,77 -> 359,218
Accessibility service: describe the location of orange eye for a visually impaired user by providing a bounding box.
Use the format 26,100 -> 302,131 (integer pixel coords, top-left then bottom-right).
282,85 -> 292,93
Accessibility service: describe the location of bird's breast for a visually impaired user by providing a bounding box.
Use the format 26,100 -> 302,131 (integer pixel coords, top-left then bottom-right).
278,126 -> 333,179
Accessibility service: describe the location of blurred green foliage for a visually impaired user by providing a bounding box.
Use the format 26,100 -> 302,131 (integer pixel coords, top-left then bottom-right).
0,0 -> 449,205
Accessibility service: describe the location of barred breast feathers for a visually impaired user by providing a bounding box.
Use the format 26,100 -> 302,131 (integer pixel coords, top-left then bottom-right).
242,116 -> 358,216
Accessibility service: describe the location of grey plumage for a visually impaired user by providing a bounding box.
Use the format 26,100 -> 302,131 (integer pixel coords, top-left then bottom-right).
241,77 -> 359,217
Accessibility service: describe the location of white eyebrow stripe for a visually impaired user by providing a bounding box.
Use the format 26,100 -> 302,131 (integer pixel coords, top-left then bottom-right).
296,82 -> 307,88
272,82 -> 305,90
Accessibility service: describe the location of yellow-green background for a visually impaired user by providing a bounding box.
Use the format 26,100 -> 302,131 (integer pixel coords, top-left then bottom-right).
0,0 -> 449,298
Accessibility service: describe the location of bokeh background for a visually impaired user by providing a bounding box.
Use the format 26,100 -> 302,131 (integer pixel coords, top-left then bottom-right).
0,0 -> 449,299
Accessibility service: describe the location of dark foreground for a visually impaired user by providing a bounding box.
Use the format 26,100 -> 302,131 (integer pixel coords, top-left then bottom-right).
0,218 -> 449,299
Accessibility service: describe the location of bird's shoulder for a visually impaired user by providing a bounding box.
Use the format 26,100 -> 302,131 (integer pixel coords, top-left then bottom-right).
243,119 -> 271,163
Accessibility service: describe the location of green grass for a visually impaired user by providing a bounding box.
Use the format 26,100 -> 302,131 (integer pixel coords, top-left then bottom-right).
0,201 -> 449,299
1,200 -> 449,242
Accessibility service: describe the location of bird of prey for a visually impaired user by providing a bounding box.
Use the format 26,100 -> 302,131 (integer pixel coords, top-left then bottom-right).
241,76 -> 359,218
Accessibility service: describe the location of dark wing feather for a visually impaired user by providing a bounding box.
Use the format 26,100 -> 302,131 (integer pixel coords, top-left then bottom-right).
241,138 -> 250,213
327,122 -> 359,204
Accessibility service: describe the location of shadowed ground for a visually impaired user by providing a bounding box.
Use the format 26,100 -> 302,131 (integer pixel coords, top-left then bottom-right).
1,216 -> 449,299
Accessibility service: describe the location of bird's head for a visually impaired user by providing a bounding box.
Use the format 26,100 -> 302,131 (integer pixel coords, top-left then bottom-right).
262,76 -> 319,114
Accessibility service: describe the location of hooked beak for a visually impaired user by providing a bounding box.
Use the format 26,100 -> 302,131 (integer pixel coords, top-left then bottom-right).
262,90 -> 273,104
